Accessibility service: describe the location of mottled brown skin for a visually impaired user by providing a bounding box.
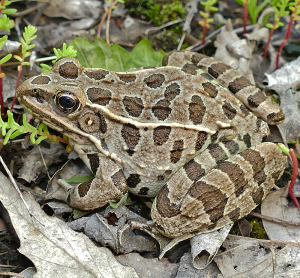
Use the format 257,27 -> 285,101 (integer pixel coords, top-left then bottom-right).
16,52 -> 286,237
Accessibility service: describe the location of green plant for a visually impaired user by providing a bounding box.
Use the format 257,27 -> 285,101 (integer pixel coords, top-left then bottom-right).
199,0 -> 218,45
97,0 -> 125,44
0,110 -> 68,145
147,0 -> 185,26
40,43 -> 77,72
276,0 -> 300,68
10,26 -> 37,111
235,0 -> 271,25
264,0 -> 289,57
0,0 -> 16,116
250,220 -> 266,239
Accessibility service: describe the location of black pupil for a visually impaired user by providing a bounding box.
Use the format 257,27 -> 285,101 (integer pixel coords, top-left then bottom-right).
59,95 -> 75,109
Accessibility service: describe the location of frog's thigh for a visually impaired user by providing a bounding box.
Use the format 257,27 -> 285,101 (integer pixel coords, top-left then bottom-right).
152,142 -> 286,238
66,156 -> 127,210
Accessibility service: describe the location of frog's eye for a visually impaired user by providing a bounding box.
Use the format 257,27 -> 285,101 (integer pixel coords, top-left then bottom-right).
54,91 -> 81,114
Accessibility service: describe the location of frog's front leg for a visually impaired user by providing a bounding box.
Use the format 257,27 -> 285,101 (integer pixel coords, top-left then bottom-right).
151,142 -> 287,238
59,155 -> 128,210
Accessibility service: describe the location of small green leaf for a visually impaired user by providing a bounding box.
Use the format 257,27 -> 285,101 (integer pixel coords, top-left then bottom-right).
2,8 -> 17,14
65,173 -> 95,184
0,54 -> 12,65
210,6 -> 219,12
266,23 -> 274,28
109,193 -> 128,208
40,64 -> 52,73
278,143 -> 289,155
14,55 -> 22,62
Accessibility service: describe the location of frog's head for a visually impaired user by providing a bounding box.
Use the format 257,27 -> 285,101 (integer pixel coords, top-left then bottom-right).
16,58 -> 107,149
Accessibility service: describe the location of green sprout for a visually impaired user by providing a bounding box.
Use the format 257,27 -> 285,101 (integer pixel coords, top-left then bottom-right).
199,0 -> 218,45
264,0 -> 289,57
14,26 -> 37,67
0,110 -> 69,146
0,0 -> 17,15
40,43 -> 77,72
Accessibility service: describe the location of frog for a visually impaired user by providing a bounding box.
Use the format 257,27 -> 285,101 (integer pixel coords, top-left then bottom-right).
16,50 -> 287,238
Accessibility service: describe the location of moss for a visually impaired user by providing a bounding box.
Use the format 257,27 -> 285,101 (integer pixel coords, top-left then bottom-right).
126,0 -> 185,26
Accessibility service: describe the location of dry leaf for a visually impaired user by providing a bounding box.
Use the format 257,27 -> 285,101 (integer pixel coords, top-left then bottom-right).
0,172 -> 139,278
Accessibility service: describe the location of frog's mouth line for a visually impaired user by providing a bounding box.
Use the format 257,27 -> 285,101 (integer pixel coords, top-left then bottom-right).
20,95 -> 111,158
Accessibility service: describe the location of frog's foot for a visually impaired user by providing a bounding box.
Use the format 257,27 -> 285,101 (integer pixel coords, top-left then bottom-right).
151,142 -> 287,238
64,156 -> 128,210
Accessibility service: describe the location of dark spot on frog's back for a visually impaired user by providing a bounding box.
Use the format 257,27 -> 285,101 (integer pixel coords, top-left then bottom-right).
164,83 -> 180,101
152,99 -> 171,120
189,95 -> 206,125
195,131 -> 208,151
181,63 -> 198,75
222,102 -> 236,120
121,123 -> 140,156
170,140 -> 184,164
59,62 -> 78,79
138,187 -> 149,195
84,69 -> 109,80
126,174 -> 141,188
117,73 -> 136,83
202,82 -> 218,98
123,96 -> 144,117
144,74 -> 165,88
87,88 -> 111,106
153,126 -> 171,145
31,76 -> 51,85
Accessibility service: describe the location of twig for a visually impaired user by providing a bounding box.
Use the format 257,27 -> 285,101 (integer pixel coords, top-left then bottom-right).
0,271 -> 26,278
0,155 -> 31,214
145,19 -> 184,36
249,212 -> 300,227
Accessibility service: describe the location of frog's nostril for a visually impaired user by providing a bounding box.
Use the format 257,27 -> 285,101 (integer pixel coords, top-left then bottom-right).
32,88 -> 39,94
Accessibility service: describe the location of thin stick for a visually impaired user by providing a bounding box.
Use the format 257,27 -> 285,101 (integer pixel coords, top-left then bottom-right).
0,155 -> 31,214
0,271 -> 26,278
250,212 -> 300,227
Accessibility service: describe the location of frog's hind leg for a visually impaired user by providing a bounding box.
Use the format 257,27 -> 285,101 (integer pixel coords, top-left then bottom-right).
59,156 -> 128,210
151,142 -> 286,238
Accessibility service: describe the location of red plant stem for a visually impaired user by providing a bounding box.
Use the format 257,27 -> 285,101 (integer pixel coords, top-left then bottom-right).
201,18 -> 207,45
276,15 -> 293,69
97,10 -> 108,38
276,1 -> 300,69
289,149 -> 300,208
0,66 -> 3,117
264,26 -> 275,58
10,62 -> 23,111
243,0 -> 249,38
0,0 -> 6,13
